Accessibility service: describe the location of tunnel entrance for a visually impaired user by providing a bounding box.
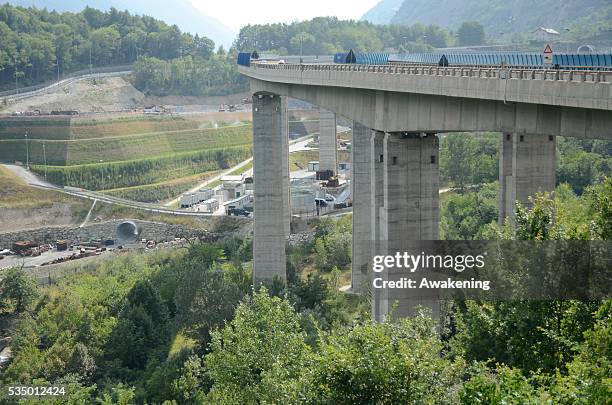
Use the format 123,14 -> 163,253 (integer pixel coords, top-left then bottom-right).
116,221 -> 140,243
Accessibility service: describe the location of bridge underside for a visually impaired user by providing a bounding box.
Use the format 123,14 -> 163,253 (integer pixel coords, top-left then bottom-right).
251,79 -> 612,140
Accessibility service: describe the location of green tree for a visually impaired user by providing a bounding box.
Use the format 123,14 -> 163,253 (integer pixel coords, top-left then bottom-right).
589,176 -> 612,239
205,288 -> 312,404
105,280 -> 170,370
303,314 -> 462,404
457,21 -> 485,46
171,354 -> 209,404
515,193 -> 557,240
439,133 -> 499,190
440,182 -> 498,239
174,244 -> 249,346
0,3 -> 222,91
460,365 -> 541,404
451,193 -> 604,374
66,343 -> 96,383
557,137 -> 611,195
550,300 -> 612,404
290,32 -> 316,55
0,267 -> 38,317
96,384 -> 136,405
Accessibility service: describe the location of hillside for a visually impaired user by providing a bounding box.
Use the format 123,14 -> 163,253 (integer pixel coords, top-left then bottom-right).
0,3 -> 238,95
0,110 -> 320,203
1,75 -> 250,114
0,114 -> 253,202
0,165 -> 91,231
363,0 -> 612,40
6,0 -> 236,48
361,0 -> 404,25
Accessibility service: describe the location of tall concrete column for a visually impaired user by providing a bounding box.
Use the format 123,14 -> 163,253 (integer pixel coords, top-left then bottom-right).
499,133 -> 556,224
370,131 -> 385,320
282,107 -> 291,237
351,121 -> 373,294
252,93 -> 288,285
499,132 -> 514,224
370,131 -> 385,253
377,132 -> 439,321
318,108 -> 338,175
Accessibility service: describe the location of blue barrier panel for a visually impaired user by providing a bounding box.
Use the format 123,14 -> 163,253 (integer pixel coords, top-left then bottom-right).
594,54 -> 604,67
392,51 -> 610,68
562,54 -> 570,66
354,52 -> 389,65
334,53 -> 347,63
237,52 -> 251,66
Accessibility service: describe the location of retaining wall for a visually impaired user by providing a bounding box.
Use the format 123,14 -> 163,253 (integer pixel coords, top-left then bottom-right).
0,219 -> 214,249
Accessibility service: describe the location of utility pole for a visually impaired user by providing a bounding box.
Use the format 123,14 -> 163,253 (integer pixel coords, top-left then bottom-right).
43,142 -> 47,180
14,56 -> 18,96
25,130 -> 29,169
299,34 -> 304,64
99,160 -> 104,190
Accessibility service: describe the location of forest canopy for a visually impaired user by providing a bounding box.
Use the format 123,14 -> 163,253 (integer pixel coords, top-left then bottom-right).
234,16 -> 452,55
0,3 -> 221,92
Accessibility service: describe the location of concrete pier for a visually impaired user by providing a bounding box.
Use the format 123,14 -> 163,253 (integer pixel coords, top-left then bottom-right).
377,133 -> 439,321
252,93 -> 289,284
351,122 -> 373,294
370,131 -> 385,320
282,105 -> 291,237
499,133 -> 556,223
370,131 -> 385,254
319,108 -> 338,175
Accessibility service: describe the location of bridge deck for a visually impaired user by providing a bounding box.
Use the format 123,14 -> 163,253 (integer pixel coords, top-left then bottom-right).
240,63 -> 612,111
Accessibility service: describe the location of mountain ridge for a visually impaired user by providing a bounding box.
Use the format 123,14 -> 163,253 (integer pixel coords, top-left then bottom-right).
362,0 -> 612,40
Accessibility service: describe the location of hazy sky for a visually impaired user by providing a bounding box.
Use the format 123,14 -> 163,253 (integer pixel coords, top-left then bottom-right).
190,0 -> 381,31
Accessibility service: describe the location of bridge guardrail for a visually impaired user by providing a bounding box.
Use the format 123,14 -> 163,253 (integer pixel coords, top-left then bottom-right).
248,62 -> 611,84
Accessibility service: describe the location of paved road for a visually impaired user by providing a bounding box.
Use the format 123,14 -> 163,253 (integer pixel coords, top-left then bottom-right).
3,164 -> 56,188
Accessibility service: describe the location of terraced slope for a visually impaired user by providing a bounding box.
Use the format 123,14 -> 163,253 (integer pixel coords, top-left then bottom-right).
0,114 -> 253,203
0,110 -> 322,203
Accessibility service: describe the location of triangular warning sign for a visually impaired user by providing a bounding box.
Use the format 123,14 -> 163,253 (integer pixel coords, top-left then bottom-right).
543,44 -> 553,54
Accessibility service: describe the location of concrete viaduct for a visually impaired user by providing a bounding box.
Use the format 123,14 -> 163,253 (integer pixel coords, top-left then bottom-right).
238,61 -> 612,321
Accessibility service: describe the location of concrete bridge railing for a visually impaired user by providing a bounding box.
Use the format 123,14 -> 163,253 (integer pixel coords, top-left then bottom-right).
250,62 -> 611,84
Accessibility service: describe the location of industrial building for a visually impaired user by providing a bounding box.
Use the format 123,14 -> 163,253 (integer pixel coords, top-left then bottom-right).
195,198 -> 219,213
179,188 -> 215,208
223,194 -> 252,214
220,174 -> 247,201
290,178 -> 326,215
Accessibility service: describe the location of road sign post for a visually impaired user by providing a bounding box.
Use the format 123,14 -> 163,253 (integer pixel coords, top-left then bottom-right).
543,43 -> 553,67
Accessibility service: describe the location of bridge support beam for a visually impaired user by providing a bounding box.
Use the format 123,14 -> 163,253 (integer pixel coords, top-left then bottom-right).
499,133 -> 556,224
376,132 -> 439,321
252,93 -> 289,285
351,122 -> 373,294
319,108 -> 338,175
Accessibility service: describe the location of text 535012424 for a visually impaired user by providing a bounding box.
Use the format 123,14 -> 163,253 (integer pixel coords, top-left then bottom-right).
7,386 -> 65,396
